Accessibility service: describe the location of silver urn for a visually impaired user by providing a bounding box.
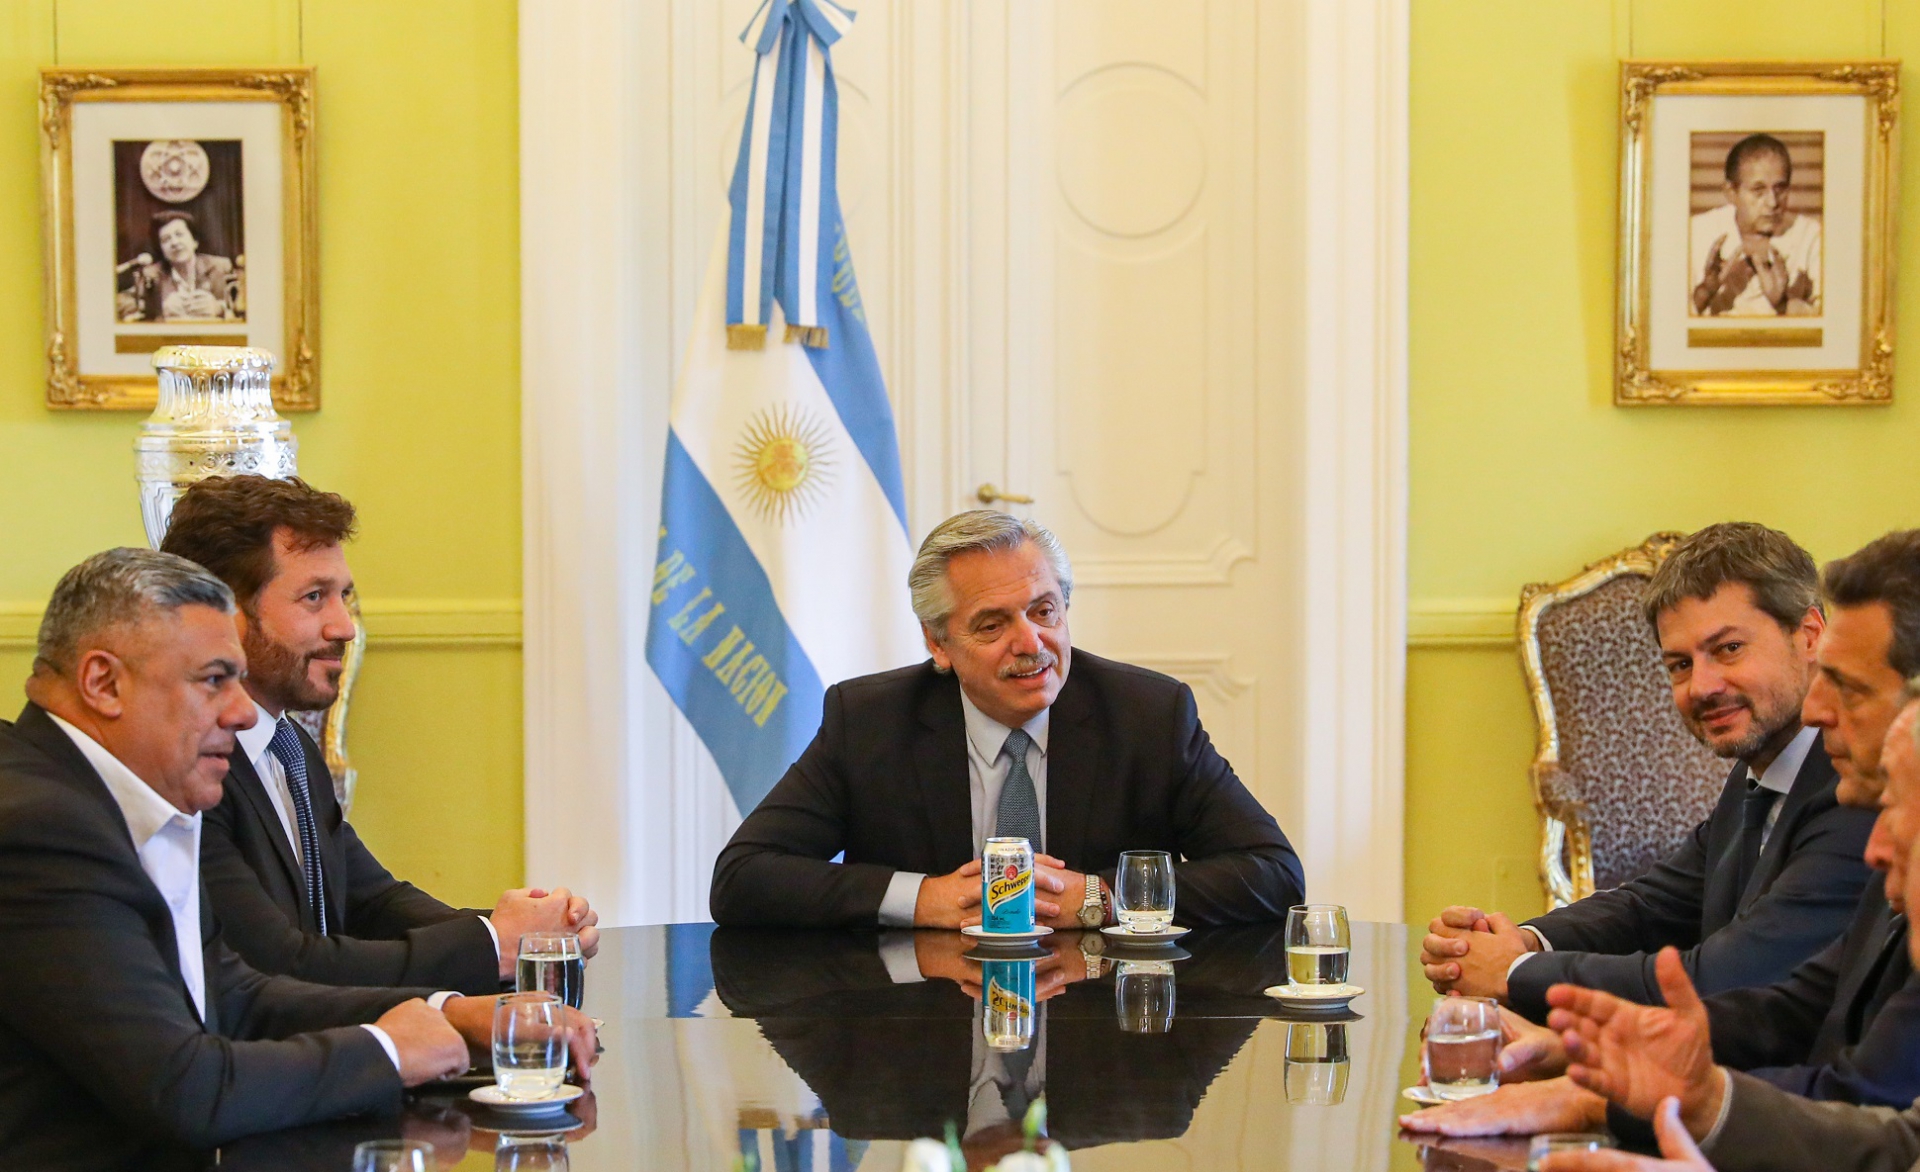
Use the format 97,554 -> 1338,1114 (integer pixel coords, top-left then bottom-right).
134,346 -> 297,547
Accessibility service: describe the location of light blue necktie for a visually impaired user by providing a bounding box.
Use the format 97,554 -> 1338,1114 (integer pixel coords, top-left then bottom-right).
996,728 -> 1042,848
267,718 -> 329,936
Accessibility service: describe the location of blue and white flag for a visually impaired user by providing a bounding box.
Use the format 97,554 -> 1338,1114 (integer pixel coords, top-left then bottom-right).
647,0 -> 920,818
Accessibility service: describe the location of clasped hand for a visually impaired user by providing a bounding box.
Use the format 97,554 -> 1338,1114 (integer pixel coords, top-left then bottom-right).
913,853 -> 1086,928
1421,904 -> 1537,1000
378,995 -> 600,1089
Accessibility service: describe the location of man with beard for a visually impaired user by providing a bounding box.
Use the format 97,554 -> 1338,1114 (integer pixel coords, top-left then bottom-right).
161,476 -> 599,993
1421,523 -> 1874,1021
709,511 -> 1303,928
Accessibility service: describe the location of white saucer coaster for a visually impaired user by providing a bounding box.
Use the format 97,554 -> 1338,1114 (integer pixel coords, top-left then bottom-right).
1401,1084 -> 1445,1106
961,925 -> 1053,941
1262,982 -> 1363,1009
1100,925 -> 1190,944
470,1083 -> 584,1114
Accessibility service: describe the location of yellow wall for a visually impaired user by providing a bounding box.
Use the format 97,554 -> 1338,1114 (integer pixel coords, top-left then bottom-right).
0,0 -> 523,906
1407,0 -> 1920,922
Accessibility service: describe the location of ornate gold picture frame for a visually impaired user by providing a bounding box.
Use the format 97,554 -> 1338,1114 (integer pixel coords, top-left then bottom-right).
1617,61 -> 1898,406
39,68 -> 318,411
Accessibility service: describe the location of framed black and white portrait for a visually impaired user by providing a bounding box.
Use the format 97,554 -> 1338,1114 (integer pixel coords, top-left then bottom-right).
1617,61 -> 1898,406
40,68 -> 317,410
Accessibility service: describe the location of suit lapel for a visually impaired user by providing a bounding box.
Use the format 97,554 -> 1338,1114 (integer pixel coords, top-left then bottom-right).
1741,740 -> 1837,910
291,722 -> 348,925
1043,666 -> 1101,871
1703,761 -> 1748,925
913,675 -> 975,871
225,748 -> 304,902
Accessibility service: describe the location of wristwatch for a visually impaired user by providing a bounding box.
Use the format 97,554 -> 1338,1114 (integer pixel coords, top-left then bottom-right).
1077,873 -> 1107,928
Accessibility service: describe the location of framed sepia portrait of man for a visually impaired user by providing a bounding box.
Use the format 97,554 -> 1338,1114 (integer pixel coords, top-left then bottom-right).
1616,61 -> 1898,406
39,68 -> 317,410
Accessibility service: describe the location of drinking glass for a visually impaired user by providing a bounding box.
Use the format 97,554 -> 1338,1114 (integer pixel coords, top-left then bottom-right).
1283,1022 -> 1351,1106
1113,850 -> 1176,932
1527,1133 -> 1614,1169
1285,905 -> 1351,986
493,991 -> 568,1100
497,1134 -> 571,1172
1113,960 -> 1176,1033
352,1140 -> 433,1172
1424,996 -> 1503,1100
517,931 -> 586,1009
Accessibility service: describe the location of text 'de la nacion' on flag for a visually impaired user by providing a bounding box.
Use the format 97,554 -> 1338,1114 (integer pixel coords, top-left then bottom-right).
646,0 -> 921,818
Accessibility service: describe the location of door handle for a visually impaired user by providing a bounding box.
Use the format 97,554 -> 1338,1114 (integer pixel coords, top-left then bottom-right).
975,483 -> 1035,506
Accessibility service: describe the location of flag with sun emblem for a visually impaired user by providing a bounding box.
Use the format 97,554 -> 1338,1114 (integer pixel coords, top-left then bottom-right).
646,0 -> 920,819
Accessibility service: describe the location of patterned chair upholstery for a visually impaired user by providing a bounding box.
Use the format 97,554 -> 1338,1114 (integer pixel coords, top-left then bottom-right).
1517,534 -> 1731,907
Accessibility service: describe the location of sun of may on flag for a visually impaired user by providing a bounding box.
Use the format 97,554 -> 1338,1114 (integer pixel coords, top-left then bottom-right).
646,0 -> 921,819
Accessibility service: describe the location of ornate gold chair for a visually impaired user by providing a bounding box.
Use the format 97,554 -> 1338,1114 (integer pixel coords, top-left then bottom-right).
1517,533 -> 1729,907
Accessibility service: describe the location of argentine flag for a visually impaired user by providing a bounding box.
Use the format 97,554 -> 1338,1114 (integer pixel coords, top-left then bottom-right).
647,0 -> 920,819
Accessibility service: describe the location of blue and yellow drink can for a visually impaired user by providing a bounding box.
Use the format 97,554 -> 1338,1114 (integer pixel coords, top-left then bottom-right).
982,836 -> 1036,934
981,957 -> 1037,1051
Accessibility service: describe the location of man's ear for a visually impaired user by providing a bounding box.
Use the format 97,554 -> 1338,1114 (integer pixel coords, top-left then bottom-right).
1799,605 -> 1827,655
923,624 -> 951,672
73,649 -> 128,718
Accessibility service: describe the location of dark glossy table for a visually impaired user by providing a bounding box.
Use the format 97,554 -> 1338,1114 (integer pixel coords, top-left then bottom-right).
218,921 -> 1545,1171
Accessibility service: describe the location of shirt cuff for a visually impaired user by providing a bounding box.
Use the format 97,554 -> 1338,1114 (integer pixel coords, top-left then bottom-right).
426,991 -> 463,1011
1520,925 -> 1553,951
479,916 -> 502,960
878,871 -> 926,928
361,1023 -> 401,1071
878,931 -> 925,984
1698,1068 -> 1736,1152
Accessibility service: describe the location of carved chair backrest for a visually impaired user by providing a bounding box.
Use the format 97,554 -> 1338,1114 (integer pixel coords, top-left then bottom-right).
1518,534 -> 1731,906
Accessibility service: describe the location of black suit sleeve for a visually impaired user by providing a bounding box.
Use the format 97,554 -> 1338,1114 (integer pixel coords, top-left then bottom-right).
201,795 -> 499,995
0,790 -> 412,1148
1155,683 -> 1305,925
1742,972 -> 1920,1108
1508,800 -> 1872,1020
710,685 -> 900,927
1701,930 -> 1842,1070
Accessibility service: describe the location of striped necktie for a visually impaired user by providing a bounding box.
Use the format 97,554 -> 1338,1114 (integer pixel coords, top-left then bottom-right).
996,728 -> 1042,848
267,718 -> 329,936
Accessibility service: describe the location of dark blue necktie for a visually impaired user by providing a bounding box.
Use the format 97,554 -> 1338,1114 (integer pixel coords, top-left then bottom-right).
268,718 -> 329,936
996,728 -> 1042,847
1735,781 -> 1777,898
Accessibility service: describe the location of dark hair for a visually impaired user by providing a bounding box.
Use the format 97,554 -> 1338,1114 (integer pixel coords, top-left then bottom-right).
1642,521 -> 1819,636
159,475 -> 357,611
1821,531 -> 1920,677
1724,133 -> 1793,184
149,209 -> 199,259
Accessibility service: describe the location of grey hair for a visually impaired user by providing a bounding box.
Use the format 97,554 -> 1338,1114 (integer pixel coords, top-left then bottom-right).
34,547 -> 235,676
909,511 -> 1073,638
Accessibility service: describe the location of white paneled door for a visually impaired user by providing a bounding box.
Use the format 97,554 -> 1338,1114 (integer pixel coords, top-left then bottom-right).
521,0 -> 1405,928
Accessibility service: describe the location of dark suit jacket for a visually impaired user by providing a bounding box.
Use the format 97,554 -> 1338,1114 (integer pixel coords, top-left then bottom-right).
201,718 -> 498,994
0,705 -> 427,1169
709,651 -> 1304,928
1507,740 -> 1874,1021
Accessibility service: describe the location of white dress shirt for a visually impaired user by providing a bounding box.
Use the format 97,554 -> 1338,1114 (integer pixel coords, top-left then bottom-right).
1511,725 -> 1820,973
48,712 -> 434,1068
876,691 -> 1051,927
235,699 -> 500,957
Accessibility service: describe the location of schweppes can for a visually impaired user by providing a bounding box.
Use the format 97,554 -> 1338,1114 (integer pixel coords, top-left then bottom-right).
981,836 -> 1036,934
981,957 -> 1037,1051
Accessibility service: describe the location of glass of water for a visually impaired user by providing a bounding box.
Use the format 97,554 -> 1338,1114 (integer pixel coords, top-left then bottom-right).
1113,959 -> 1177,1033
1285,904 -> 1351,986
1527,1133 -> 1614,1169
1283,1022 -> 1351,1106
352,1140 -> 433,1172
497,1134 -> 570,1171
1424,996 -> 1503,1100
517,931 -> 586,1009
1114,850 -> 1176,932
493,991 -> 568,1101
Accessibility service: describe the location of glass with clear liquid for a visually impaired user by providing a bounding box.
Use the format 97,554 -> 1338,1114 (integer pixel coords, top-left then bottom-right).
1113,960 -> 1177,1034
493,991 -> 568,1100
517,931 -> 585,1009
1425,996 -> 1503,1100
1283,1022 -> 1351,1106
1284,904 -> 1352,987
1114,850 -> 1176,933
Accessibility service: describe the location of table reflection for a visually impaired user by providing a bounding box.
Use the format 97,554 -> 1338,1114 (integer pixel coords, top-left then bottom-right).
207,920 -> 1412,1171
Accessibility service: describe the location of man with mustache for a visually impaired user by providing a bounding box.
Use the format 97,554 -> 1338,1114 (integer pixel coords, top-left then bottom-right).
161,476 -> 599,994
1422,523 -> 1874,1020
710,510 -> 1302,928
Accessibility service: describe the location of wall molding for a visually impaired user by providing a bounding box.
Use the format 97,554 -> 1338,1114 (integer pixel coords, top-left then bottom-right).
0,600 -> 521,651
1407,598 -> 1517,648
